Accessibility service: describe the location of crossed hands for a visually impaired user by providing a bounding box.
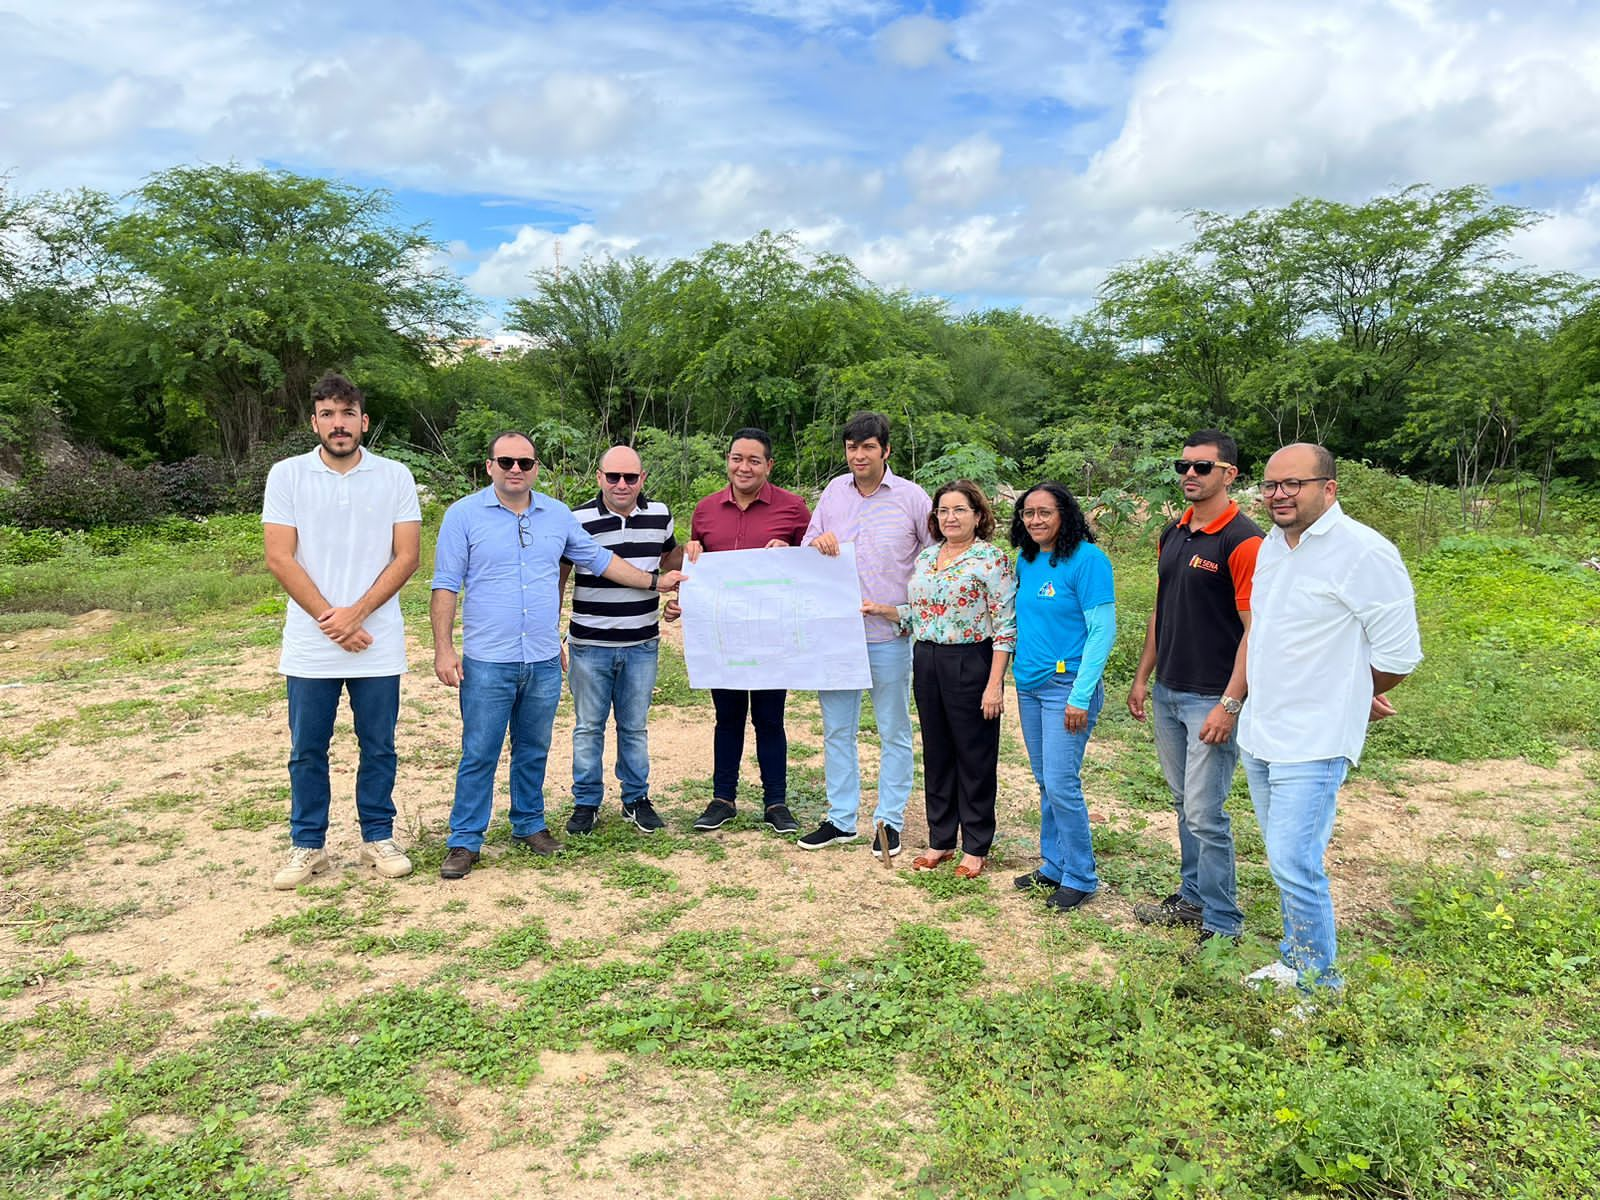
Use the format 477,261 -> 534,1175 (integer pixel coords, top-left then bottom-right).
318,606 -> 372,653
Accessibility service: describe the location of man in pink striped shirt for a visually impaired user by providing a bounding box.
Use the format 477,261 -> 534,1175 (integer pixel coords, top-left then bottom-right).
800,412 -> 933,860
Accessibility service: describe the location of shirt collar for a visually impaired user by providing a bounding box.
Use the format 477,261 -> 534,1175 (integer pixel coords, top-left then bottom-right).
482,485 -> 548,513
1179,499 -> 1240,535
850,465 -> 901,495
1303,499 -> 1345,538
308,446 -> 371,474
719,481 -> 776,507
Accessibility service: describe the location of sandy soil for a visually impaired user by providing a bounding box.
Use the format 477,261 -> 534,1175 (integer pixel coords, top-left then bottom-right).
1,611 -> 1594,1198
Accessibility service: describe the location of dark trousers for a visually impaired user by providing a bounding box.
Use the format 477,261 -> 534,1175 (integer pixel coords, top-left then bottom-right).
912,641 -> 1000,857
710,688 -> 788,807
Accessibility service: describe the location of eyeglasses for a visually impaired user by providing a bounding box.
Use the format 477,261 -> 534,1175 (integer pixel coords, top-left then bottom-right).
1173,459 -> 1233,476
1019,508 -> 1057,521
516,512 -> 531,548
494,456 -> 537,472
602,471 -> 641,485
935,506 -> 973,518
1259,476 -> 1332,498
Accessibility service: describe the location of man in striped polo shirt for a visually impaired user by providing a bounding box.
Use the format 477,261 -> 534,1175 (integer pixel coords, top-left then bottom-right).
559,445 -> 683,834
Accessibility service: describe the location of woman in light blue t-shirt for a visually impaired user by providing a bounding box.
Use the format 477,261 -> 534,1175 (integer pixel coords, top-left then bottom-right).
1009,482 -> 1117,912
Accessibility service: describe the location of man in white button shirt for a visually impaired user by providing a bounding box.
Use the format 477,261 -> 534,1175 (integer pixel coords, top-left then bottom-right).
262,372 -> 422,889
1238,443 -> 1422,991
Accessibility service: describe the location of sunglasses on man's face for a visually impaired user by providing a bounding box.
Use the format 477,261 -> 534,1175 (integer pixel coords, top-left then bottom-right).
1173,459 -> 1233,477
602,471 -> 641,485
494,456 -> 537,472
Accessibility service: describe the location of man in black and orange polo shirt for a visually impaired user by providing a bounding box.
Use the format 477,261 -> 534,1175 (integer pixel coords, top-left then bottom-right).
1127,429 -> 1263,944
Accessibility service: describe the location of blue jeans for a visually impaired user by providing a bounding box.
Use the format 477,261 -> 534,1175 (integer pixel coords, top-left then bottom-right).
1017,675 -> 1104,893
818,637 -> 914,833
568,639 -> 659,809
1151,683 -> 1244,936
285,675 -> 400,848
1241,750 -> 1349,988
447,656 -> 563,851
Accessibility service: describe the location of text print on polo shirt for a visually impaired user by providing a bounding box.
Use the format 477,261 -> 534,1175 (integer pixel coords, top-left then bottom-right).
1187,554 -> 1220,574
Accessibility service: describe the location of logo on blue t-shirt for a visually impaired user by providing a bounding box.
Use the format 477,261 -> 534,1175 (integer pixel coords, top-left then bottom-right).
1037,581 -> 1056,598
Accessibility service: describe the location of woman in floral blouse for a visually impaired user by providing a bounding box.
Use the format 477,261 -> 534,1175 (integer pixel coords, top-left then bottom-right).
863,479 -> 1016,879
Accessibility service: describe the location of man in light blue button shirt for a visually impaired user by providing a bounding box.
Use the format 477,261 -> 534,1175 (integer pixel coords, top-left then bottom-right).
430,431 -> 683,881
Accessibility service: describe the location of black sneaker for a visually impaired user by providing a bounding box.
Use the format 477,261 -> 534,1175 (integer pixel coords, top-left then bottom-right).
624,799 -> 665,834
1133,891 -> 1204,928
798,820 -> 859,850
1044,885 -> 1093,912
693,799 -> 738,831
762,804 -> 799,835
868,824 -> 901,859
566,806 -> 599,835
1013,869 -> 1060,892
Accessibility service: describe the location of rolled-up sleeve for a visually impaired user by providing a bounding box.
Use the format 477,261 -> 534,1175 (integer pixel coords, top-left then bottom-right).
1350,546 -> 1423,674
431,505 -> 468,592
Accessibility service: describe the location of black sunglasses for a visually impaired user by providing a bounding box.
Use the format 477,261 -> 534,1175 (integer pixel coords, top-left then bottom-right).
493,456 -> 537,472
1173,459 -> 1233,477
602,471 -> 641,485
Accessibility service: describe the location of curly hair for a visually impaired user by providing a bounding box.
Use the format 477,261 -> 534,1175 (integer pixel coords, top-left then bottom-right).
926,479 -> 996,542
1011,481 -> 1095,565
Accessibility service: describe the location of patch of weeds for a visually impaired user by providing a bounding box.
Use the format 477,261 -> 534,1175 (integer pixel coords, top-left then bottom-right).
651,642 -> 708,708
246,885 -> 395,947
705,882 -> 759,900
124,789 -> 200,814
18,994 -> 176,1072
13,898 -> 141,945
0,952 -> 84,1000
604,858 -> 679,897
632,898 -> 702,933
0,611 -> 72,633
212,786 -> 286,832
470,919 -> 558,969
0,803 -> 117,872
348,927 -> 454,957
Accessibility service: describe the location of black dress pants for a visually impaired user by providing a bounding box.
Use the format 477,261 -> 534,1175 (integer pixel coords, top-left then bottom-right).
710,688 -> 788,806
912,640 -> 1000,856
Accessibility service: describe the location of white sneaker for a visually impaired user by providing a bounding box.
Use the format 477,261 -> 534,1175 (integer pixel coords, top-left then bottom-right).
1242,960 -> 1300,990
360,838 -> 413,880
273,846 -> 330,890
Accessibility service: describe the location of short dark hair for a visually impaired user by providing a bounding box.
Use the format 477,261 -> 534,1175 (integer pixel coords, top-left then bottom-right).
927,480 -> 997,542
487,429 -> 535,460
842,411 -> 890,447
729,427 -> 773,459
311,370 -> 364,411
1011,481 -> 1096,565
1184,429 -> 1238,468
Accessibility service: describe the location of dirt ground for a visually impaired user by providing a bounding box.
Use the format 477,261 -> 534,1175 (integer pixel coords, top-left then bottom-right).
1,611 -> 1593,1199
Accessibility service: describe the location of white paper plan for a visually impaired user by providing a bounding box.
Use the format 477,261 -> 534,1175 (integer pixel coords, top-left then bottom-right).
679,544 -> 872,691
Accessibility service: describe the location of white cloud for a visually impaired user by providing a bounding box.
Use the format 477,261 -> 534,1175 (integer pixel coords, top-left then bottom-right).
903,134 -> 1004,208
465,223 -> 643,300
876,15 -> 953,68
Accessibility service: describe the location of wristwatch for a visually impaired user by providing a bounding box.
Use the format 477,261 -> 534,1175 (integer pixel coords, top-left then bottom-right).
649,568 -> 661,592
1219,695 -> 1242,715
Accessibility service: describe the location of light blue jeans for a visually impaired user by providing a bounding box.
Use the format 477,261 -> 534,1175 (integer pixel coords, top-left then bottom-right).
1241,750 -> 1350,988
446,656 -> 563,851
1017,675 -> 1104,893
568,639 -> 659,810
1151,683 -> 1244,936
818,637 -> 915,833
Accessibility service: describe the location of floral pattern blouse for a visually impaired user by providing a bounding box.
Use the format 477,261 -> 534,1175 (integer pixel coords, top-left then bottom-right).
895,540 -> 1017,652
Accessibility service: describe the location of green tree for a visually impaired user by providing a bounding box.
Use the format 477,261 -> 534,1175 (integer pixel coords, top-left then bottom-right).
104,165 -> 477,459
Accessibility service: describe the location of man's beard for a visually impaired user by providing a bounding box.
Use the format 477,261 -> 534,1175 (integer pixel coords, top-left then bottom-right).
320,432 -> 361,459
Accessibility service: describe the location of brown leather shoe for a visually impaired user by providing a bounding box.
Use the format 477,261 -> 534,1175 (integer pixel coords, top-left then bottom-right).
440,847 -> 479,880
511,830 -> 563,856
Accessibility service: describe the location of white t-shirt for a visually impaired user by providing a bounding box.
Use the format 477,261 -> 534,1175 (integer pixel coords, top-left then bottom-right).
1238,501 -> 1422,767
261,447 -> 422,678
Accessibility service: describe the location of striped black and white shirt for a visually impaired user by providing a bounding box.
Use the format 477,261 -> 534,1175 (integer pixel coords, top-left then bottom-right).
565,493 -> 678,646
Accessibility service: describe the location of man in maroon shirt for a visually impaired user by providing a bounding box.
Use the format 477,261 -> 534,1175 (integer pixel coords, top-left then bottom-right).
669,427 -> 811,833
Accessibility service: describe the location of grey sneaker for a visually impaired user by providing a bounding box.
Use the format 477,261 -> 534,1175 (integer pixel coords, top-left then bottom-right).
272,846 -> 330,890
359,838 -> 413,880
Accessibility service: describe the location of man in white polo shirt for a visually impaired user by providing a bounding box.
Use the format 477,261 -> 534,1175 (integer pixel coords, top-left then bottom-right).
1238,442 -> 1422,991
262,371 -> 422,890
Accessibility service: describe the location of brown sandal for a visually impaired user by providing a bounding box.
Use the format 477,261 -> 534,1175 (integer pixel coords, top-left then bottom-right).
954,860 -> 985,880
911,852 -> 955,871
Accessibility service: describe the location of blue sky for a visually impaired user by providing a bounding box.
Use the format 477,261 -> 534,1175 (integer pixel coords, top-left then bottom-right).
6,0 -> 1600,329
